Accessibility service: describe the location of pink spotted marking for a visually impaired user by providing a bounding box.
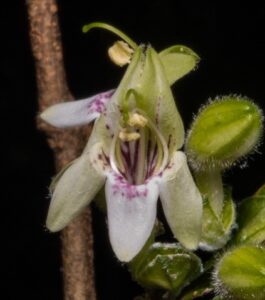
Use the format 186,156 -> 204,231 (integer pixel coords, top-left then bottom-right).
112,173 -> 149,200
87,90 -> 115,114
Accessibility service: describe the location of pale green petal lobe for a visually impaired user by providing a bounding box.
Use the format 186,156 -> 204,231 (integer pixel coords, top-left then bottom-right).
159,151 -> 203,249
46,151 -> 105,231
159,45 -> 200,85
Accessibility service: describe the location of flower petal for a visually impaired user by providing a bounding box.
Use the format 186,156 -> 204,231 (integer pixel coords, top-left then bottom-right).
105,172 -> 160,262
107,47 -> 185,154
40,89 -> 115,128
133,47 -> 185,153
159,151 -> 203,250
46,145 -> 105,231
159,45 -> 200,85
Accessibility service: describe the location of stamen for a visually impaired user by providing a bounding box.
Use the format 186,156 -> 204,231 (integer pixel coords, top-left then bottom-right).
110,111 -> 169,185
119,129 -> 141,142
127,112 -> 148,128
108,41 -> 134,67
134,127 -> 147,185
82,22 -> 138,49
138,110 -> 169,174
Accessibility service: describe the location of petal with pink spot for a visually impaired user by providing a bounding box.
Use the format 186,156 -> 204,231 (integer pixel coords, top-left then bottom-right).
105,172 -> 160,262
40,89 -> 115,128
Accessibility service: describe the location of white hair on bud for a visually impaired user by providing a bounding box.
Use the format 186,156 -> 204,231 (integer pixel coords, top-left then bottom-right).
185,95 -> 264,172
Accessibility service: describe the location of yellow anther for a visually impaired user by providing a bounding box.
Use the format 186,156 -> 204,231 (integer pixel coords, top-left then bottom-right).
119,129 -> 140,142
127,113 -> 148,128
108,41 -> 134,67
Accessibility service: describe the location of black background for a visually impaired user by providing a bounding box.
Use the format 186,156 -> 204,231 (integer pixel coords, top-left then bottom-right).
4,1 -> 265,299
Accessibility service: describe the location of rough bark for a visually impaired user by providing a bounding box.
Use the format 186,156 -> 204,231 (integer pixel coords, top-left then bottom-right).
27,0 -> 96,299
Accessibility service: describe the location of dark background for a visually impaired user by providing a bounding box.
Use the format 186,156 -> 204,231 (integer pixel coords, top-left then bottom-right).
4,1 -> 265,299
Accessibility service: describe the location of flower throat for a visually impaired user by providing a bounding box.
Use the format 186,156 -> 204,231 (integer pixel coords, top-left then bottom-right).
110,111 -> 168,185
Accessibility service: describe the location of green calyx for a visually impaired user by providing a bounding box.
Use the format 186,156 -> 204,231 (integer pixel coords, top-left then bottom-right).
199,188 -> 236,251
234,185 -> 265,245
186,96 -> 263,171
130,242 -> 203,295
215,245 -> 265,299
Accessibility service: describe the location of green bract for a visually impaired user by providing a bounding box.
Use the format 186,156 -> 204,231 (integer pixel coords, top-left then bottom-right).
186,96 -> 263,171
199,189 -> 236,251
215,245 -> 265,299
130,242 -> 202,295
234,185 -> 265,245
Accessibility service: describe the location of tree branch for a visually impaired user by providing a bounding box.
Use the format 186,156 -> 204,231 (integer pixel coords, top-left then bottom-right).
27,0 -> 97,299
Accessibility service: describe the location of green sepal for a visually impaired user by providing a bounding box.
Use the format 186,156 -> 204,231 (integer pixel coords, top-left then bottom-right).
200,188 -> 236,251
234,184 -> 265,245
214,245 -> 265,299
159,45 -> 200,85
186,96 -> 263,171
195,170 -> 224,217
179,261 -> 214,300
130,242 -> 203,296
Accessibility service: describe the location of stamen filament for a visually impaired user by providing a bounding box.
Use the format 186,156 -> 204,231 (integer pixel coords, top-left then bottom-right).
82,22 -> 138,50
135,127 -> 147,185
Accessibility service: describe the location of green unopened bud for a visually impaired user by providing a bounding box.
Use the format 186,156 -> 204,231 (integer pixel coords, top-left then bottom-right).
186,96 -> 263,171
199,188 -> 236,251
214,245 -> 265,299
234,185 -> 265,245
130,243 -> 202,295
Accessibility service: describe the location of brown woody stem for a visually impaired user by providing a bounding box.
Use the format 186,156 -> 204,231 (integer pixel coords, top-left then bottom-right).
27,0 -> 97,299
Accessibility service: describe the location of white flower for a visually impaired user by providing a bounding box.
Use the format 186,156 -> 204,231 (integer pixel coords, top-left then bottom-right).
41,45 -> 202,262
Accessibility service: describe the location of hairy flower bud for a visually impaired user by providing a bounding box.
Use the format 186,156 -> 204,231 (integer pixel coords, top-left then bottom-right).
214,245 -> 265,299
186,96 -> 263,171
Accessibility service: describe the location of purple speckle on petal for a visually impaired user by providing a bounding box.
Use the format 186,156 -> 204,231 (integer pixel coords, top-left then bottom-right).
155,96 -> 162,125
111,173 -> 149,200
87,90 -> 115,114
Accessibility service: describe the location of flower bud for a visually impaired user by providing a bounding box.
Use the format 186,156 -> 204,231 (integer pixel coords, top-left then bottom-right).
234,185 -> 265,245
214,245 -> 265,299
130,242 -> 202,295
186,96 -> 263,171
